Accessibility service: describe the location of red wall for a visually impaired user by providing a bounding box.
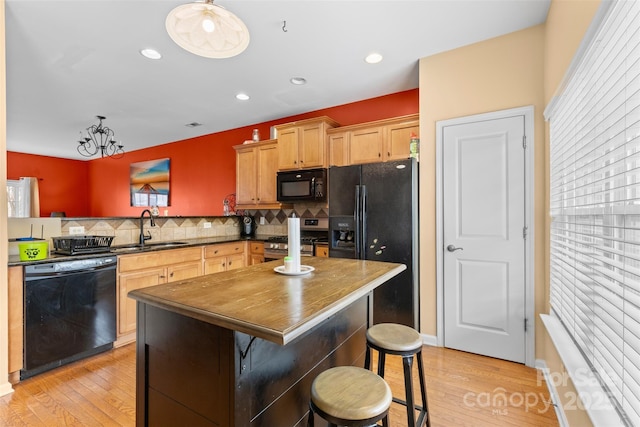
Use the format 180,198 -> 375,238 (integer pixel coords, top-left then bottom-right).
7,152 -> 89,217
8,89 -> 418,217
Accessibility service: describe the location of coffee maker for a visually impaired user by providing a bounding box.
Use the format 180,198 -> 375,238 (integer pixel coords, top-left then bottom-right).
240,215 -> 257,237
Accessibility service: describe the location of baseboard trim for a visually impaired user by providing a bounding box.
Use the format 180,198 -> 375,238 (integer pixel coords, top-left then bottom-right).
535,358 -> 569,427
420,333 -> 437,347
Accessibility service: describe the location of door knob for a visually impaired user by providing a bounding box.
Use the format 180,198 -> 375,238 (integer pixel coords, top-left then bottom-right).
447,245 -> 463,252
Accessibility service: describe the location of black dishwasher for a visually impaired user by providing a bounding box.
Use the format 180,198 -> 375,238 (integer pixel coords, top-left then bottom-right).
22,256 -> 117,380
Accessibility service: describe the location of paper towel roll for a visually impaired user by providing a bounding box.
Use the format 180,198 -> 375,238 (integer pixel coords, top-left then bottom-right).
287,217 -> 300,272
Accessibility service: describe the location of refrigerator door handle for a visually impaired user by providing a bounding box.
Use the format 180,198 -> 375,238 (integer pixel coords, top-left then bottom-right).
355,185 -> 361,259
360,185 -> 367,259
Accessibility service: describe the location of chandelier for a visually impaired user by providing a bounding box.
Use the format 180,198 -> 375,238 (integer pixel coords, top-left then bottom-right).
165,0 -> 250,59
77,116 -> 124,159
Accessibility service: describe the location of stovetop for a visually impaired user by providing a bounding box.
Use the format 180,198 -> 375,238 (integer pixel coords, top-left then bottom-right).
266,217 -> 329,244
267,235 -> 327,244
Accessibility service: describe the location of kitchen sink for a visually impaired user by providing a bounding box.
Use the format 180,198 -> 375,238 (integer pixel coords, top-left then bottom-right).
111,241 -> 188,252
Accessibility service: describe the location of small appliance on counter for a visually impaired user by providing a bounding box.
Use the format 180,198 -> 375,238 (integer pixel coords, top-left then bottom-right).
240,215 -> 257,237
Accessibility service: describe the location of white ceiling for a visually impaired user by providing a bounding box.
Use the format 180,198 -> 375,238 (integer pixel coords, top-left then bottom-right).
5,0 -> 551,160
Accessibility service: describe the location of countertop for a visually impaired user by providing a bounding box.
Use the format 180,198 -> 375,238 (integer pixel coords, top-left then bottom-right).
8,234 -> 276,266
128,257 -> 405,345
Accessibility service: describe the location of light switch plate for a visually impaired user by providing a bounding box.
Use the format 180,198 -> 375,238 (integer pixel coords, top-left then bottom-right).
203,222 -> 212,229
260,217 -> 265,225
69,226 -> 85,235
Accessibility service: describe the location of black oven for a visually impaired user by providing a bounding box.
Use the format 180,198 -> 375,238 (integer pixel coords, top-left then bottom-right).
277,168 -> 327,203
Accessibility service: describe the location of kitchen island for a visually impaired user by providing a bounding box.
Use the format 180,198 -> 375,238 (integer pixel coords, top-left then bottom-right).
128,257 -> 405,427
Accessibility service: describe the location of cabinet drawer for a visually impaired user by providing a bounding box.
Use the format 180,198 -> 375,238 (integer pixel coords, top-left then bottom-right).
204,242 -> 245,258
250,242 -> 264,254
119,247 -> 202,272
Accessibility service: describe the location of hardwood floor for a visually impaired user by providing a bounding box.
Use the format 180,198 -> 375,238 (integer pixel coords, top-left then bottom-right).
0,344 -> 558,426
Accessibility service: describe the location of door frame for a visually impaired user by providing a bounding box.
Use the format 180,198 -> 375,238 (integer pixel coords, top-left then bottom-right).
435,106 -> 535,367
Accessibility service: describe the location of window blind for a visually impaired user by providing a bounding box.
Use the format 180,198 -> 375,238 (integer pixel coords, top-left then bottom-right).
548,1 -> 640,426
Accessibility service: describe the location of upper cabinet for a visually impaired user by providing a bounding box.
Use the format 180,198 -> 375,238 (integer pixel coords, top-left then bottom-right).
328,114 -> 419,166
275,117 -> 339,170
234,139 -> 281,209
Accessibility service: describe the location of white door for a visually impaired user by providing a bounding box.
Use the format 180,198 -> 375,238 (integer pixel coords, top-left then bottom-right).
442,115 -> 526,363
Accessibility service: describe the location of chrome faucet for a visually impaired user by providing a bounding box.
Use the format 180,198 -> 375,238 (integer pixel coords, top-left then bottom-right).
139,209 -> 156,245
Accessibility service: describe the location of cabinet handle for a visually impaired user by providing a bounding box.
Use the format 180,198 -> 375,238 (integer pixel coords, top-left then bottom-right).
378,152 -> 381,157
229,261 -> 232,266
170,272 -> 174,277
159,275 -> 166,279
222,262 -> 226,267
214,250 -> 219,254
387,152 -> 390,157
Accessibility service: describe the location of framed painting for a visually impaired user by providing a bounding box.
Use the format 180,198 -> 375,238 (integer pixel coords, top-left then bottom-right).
130,158 -> 170,207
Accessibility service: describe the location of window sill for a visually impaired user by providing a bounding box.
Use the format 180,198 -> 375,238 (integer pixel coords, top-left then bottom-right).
540,314 -> 625,427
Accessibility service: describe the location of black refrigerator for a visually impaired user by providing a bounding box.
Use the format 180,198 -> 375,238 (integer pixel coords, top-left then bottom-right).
328,158 -> 419,328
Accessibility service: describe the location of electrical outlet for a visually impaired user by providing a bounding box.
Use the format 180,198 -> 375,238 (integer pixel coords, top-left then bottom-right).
260,217 -> 265,225
69,226 -> 85,235
203,222 -> 212,229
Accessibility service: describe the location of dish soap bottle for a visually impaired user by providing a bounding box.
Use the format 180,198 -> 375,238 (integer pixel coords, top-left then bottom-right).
409,132 -> 420,160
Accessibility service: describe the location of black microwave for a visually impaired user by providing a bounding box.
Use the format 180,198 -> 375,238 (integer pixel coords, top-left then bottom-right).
277,168 -> 327,203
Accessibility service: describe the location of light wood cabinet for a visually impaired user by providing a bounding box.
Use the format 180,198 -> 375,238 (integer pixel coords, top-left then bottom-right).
386,116 -> 420,161
349,126 -> 385,165
117,247 -> 202,338
328,132 -> 349,167
315,243 -> 329,258
203,241 -> 246,274
328,114 -> 419,166
275,116 -> 339,170
118,266 -> 167,336
8,266 -> 23,378
235,139 -> 280,209
249,241 -> 264,265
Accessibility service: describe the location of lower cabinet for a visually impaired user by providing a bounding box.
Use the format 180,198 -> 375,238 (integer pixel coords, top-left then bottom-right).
315,243 -> 329,258
249,241 -> 264,265
8,265 -> 23,380
203,242 -> 246,275
117,247 -> 203,343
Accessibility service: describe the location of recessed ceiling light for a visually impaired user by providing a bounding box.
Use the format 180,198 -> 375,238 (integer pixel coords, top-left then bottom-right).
290,77 -> 307,85
365,53 -> 383,64
140,48 -> 162,60
236,93 -> 250,101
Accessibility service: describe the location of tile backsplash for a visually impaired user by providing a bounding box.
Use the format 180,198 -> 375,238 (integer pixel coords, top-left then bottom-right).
59,205 -> 328,246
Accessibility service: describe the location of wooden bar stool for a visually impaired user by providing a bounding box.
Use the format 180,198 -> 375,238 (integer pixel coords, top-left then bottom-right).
308,366 -> 392,427
364,323 -> 431,427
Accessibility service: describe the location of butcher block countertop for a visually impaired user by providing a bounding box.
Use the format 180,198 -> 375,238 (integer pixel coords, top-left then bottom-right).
128,257 -> 405,345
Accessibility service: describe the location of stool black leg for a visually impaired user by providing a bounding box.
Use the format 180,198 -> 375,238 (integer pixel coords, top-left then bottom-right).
377,352 -> 386,377
364,344 -> 372,370
307,405 -> 314,427
382,414 -> 389,427
402,355 -> 416,427
417,350 -> 431,427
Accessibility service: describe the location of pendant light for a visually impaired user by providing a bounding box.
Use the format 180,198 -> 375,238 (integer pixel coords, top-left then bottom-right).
166,0 -> 250,59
